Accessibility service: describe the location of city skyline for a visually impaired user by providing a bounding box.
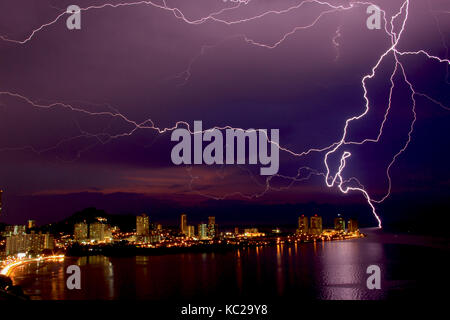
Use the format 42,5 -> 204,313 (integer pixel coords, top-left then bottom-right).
1,208 -> 362,265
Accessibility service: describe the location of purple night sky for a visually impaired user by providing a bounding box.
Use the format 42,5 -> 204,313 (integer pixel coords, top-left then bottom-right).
0,0 -> 449,229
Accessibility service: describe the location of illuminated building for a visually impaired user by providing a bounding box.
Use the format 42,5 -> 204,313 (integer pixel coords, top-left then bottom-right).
243,228 -> 265,237
198,223 -> 208,240
309,215 -> 323,236
74,222 -> 88,241
181,214 -> 187,235
90,222 -> 112,242
297,215 -> 309,234
28,220 -> 36,229
347,219 -> 359,233
136,214 -> 150,236
207,216 -> 218,238
73,217 -> 113,243
43,233 -> 55,250
27,232 -> 42,253
6,235 -> 26,255
234,227 -> 239,235
5,232 -> 55,256
89,222 -> 103,241
187,225 -> 195,238
334,215 -> 345,232
104,226 -> 113,242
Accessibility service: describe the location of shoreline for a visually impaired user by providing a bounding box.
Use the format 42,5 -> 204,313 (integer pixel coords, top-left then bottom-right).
0,255 -> 65,277
65,233 -> 366,257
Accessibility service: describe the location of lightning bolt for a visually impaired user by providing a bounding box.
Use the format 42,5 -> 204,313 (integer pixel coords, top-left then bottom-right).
1,0 -> 449,229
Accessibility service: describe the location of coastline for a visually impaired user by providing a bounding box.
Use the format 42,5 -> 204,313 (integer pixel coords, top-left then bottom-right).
64,233 -> 366,257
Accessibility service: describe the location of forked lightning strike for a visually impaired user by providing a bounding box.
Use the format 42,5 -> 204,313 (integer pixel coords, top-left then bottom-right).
1,0 -> 449,228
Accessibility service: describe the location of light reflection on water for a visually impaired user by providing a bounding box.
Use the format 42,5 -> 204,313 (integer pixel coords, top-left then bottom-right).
8,229 -> 449,300
318,240 -> 384,300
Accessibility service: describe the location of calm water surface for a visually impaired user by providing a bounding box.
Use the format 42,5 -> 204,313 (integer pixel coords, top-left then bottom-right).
9,229 -> 449,300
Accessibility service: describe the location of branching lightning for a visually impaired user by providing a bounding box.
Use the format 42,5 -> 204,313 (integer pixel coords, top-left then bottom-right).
1,0 -> 449,228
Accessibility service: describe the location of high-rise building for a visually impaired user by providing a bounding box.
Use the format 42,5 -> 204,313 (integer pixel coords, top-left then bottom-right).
187,225 -> 195,238
104,226 -> 113,242
234,227 -> 239,235
198,223 -> 208,240
347,219 -> 359,233
136,214 -> 150,236
309,215 -> 323,236
74,222 -> 88,241
6,235 -> 26,255
90,222 -> 109,242
181,214 -> 187,235
26,232 -> 42,253
207,216 -> 218,238
43,233 -> 55,250
28,220 -> 36,229
74,220 -> 112,243
6,232 -> 55,256
298,215 -> 309,234
136,214 -> 150,243
334,215 -> 345,232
